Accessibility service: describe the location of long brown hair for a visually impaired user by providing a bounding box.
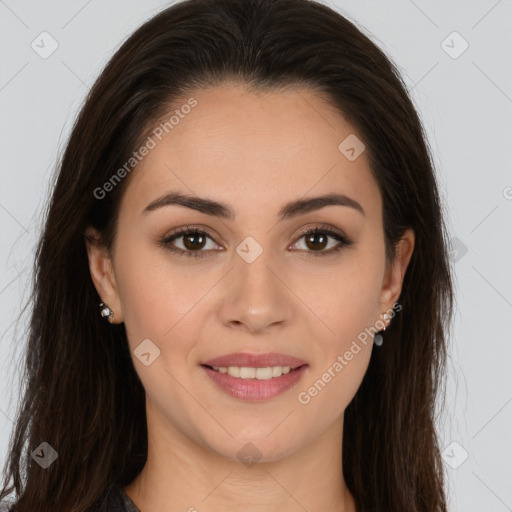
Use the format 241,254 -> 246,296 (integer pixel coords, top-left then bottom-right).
0,1 -> 454,510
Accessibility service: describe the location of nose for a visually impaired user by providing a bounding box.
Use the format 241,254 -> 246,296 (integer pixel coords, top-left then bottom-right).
219,247 -> 294,334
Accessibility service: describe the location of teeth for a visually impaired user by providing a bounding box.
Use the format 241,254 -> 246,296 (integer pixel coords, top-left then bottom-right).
211,366 -> 293,379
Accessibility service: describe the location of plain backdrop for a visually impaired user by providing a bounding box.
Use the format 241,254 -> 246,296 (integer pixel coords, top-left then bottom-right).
0,1 -> 511,510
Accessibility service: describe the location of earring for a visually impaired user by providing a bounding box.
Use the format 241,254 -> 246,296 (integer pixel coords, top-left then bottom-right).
374,312 -> 390,346
99,302 -> 114,321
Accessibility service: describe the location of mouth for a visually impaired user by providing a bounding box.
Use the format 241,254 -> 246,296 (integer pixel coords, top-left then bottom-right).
200,360 -> 309,401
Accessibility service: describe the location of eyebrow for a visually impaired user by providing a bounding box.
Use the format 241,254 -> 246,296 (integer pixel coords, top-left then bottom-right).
142,191 -> 365,220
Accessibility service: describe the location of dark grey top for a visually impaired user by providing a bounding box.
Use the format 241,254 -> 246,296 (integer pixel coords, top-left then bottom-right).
118,486 -> 141,512
107,486 -> 141,512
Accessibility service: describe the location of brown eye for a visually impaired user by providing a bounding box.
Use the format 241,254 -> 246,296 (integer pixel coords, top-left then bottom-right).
160,228 -> 220,258
160,225 -> 353,259
291,226 -> 353,257
304,232 -> 329,251
182,232 -> 207,251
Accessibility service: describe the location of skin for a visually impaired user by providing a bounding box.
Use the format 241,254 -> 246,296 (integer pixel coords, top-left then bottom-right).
86,83 -> 414,512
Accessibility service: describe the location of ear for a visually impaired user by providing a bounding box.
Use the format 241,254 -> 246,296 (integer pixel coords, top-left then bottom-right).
378,228 -> 415,321
84,226 -> 123,323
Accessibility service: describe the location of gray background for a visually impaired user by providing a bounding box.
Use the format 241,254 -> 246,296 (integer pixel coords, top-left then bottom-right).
0,0 -> 511,510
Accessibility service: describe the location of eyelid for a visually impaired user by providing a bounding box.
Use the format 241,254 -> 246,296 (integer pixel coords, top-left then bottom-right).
162,224 -> 221,244
292,223 -> 350,244
162,223 -> 349,243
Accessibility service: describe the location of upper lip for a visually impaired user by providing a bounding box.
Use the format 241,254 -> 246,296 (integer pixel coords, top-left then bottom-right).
201,352 -> 308,369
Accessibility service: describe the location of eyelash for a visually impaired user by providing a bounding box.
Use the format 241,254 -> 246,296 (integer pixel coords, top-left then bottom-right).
159,224 -> 353,259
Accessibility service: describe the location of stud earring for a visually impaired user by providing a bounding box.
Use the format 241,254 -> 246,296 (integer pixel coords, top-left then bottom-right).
99,302 -> 114,321
374,312 -> 390,346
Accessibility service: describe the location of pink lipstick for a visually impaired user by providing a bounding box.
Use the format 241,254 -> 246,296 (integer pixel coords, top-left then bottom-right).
201,352 -> 308,401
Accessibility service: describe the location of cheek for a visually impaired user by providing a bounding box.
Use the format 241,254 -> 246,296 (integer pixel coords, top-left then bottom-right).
301,247 -> 385,344
113,232 -> 196,344
296,241 -> 384,402
297,341 -> 372,412
113,233 -> 227,383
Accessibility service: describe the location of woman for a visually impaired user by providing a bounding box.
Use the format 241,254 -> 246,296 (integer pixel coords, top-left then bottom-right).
0,0 -> 454,510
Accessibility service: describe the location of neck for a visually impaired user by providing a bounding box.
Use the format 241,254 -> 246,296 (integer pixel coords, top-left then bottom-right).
124,402 -> 356,512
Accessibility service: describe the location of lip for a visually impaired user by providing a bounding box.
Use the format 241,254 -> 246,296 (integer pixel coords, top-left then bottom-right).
201,364 -> 308,401
201,352 -> 307,369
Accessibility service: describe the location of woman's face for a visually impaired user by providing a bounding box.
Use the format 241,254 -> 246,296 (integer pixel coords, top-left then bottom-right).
87,83 -> 413,463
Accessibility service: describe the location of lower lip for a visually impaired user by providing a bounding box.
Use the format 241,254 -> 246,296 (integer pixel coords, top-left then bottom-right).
201,365 -> 308,401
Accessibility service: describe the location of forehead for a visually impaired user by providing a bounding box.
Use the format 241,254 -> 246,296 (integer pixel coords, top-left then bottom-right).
120,84 -> 381,224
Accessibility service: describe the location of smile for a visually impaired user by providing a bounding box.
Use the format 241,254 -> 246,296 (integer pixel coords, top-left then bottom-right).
201,364 -> 308,401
